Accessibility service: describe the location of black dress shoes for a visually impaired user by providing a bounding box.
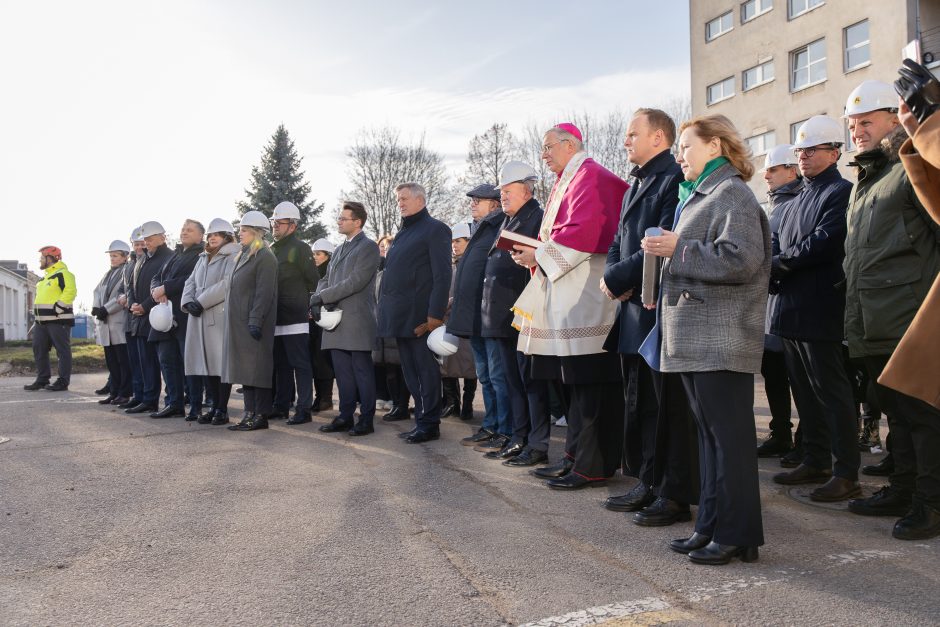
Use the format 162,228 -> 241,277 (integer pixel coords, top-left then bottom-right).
688,542 -> 759,565
546,473 -> 606,490
862,455 -> 895,477
604,483 -> 655,512
319,421 -> 353,433
312,398 -> 334,412
125,403 -> 157,414
441,403 -> 460,418
228,413 -> 254,430
348,424 -> 375,436
150,406 -> 185,419
197,411 -> 215,424
286,410 -> 312,425
810,477 -> 862,502
779,447 -> 803,468
97,396 -> 115,405
405,429 -> 440,444
461,428 -> 494,446
485,441 -> 524,460
669,532 -> 712,554
184,412 -> 199,421
118,398 -> 141,409
503,447 -> 548,467
398,427 -> 419,439
893,502 -> 940,540
459,405 -> 474,421
267,409 -> 289,420
848,486 -> 912,517
210,411 -> 230,426
772,464 -> 831,485
532,458 -> 574,479
238,414 -> 269,431
756,434 -> 793,457
23,380 -> 47,391
382,406 -> 410,422
44,379 -> 69,391
633,497 -> 692,527
110,396 -> 130,406
95,385 -> 111,395
474,434 -> 509,452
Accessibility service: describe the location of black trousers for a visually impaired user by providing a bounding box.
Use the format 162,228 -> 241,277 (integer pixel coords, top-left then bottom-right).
331,349 -> 376,427
761,349 -> 792,436
565,382 -> 625,480
205,376 -> 232,414
274,334 -> 313,412
782,339 -> 860,480
518,352 -> 551,453
242,385 -> 272,415
397,336 -> 442,430
104,343 -> 132,398
621,355 -> 659,488
863,355 -> 940,508
650,370 -> 700,505
681,371 -> 764,547
32,322 -> 72,384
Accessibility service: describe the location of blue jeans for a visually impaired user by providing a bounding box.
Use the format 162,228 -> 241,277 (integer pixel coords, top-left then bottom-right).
470,337 -> 498,432
482,337 -> 513,437
156,338 -> 184,409
135,336 -> 161,406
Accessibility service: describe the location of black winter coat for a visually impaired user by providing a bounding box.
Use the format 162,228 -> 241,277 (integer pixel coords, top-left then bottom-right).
603,149 -> 681,354
127,244 -> 173,338
770,164 -> 853,342
149,242 -> 204,341
271,232 -> 319,326
447,209 -> 504,338
481,198 -> 543,338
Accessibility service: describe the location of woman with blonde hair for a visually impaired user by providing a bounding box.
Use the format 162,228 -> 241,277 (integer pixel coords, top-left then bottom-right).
642,114 -> 770,565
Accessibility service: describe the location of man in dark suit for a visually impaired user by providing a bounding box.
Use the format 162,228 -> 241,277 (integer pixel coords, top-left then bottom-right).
376,183 -> 452,443
601,109 -> 699,526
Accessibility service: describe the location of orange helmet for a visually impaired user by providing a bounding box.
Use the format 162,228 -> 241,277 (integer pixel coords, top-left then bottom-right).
39,245 -> 62,260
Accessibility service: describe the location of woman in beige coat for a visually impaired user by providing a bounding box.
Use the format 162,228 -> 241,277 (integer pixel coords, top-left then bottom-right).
92,240 -> 132,404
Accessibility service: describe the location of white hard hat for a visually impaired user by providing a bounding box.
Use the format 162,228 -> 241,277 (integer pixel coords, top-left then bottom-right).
496,161 -> 539,188
271,201 -> 301,221
312,238 -> 335,254
451,222 -> 471,240
792,116 -> 844,149
139,221 -> 166,238
315,309 -> 343,331
764,144 -> 799,170
148,302 -> 174,333
106,239 -> 131,253
130,226 -> 145,242
207,218 -> 235,234
240,210 -> 271,230
844,80 -> 899,117
427,326 -> 459,356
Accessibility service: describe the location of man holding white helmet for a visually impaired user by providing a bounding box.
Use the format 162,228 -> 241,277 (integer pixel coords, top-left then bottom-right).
269,201 -> 319,425
310,201 -> 381,435
840,80 -> 940,539
124,221 -> 173,415
771,116 -> 861,502
91,239 -> 133,405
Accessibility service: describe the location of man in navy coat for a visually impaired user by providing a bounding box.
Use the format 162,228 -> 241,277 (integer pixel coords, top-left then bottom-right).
376,182 -> 453,443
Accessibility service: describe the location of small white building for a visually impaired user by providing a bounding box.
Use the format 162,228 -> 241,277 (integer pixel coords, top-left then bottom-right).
0,260 -> 40,342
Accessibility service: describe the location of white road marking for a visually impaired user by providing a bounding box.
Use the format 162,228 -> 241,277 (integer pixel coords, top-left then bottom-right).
520,597 -> 672,627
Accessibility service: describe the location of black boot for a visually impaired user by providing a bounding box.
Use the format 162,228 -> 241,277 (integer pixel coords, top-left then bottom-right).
460,380 -> 476,420
312,379 -> 334,411
441,378 -> 460,418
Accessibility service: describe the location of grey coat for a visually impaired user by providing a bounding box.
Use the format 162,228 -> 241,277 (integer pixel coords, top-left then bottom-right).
660,163 -> 771,374
221,244 -> 278,387
317,232 -> 380,352
181,242 -> 240,377
93,266 -> 126,346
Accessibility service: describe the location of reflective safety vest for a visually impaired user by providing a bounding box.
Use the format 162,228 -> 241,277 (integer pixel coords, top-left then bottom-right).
34,260 -> 77,325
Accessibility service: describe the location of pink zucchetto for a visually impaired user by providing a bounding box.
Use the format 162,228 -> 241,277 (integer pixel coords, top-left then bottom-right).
553,122 -> 583,142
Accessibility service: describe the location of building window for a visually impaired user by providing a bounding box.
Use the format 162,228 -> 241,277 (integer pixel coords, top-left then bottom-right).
788,0 -> 823,19
790,119 -> 808,144
791,39 -> 826,91
747,130 -> 777,156
707,76 -> 735,105
844,121 -> 857,152
743,60 -> 775,90
706,11 -> 733,41
844,20 -> 870,71
742,0 -> 772,22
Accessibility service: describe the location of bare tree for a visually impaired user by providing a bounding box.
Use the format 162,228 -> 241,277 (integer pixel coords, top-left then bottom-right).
518,122 -> 557,207
460,123 -> 520,188
660,95 -> 693,152
344,127 -> 449,238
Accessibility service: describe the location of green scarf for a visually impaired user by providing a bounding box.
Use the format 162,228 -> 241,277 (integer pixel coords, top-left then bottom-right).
677,156 -> 728,204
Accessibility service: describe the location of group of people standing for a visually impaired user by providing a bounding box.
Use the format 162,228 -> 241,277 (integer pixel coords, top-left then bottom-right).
25,59 -> 940,566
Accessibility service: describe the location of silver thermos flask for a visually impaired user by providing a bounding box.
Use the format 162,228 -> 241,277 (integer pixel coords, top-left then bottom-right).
642,227 -> 663,307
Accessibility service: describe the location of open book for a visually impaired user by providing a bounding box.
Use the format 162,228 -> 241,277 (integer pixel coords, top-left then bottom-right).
495,230 -> 541,252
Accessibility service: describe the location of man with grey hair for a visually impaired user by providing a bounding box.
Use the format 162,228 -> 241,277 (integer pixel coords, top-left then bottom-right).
376,182 -> 452,443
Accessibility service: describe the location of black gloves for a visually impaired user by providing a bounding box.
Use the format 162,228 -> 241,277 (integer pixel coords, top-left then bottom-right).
248,324 -> 262,340
309,293 -> 323,308
91,306 -> 108,321
895,59 -> 940,124
185,301 -> 204,317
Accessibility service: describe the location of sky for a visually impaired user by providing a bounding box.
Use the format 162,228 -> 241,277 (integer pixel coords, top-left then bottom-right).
0,0 -> 690,310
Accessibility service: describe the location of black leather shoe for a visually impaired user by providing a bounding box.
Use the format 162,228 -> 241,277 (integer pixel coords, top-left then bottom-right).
779,447 -> 803,468
460,405 -> 474,421
228,413 -> 254,430
604,483 -> 655,512
633,497 -> 692,527
893,502 -> 940,540
286,410 -> 312,425
441,403 -> 460,418
348,424 -> 375,436
23,380 -> 48,391
98,396 -> 116,405
44,379 -> 69,391
118,398 -> 141,409
125,403 -> 157,414
405,429 -> 440,443
474,435 -> 509,452
184,413 -> 199,421
669,532 -> 712,554
862,455 -> 895,477
757,434 -> 792,457
398,427 -> 419,439
267,409 -> 289,420
532,458 -> 574,479
150,406 -> 185,419
95,385 -> 111,395
196,411 -> 215,424
243,414 -> 269,431
546,473 -> 606,490
688,542 -> 759,565
772,464 -> 831,485
312,399 -> 334,412
210,411 -> 230,426
319,421 -> 353,433
503,448 -> 548,467
382,406 -> 410,422
486,441 -> 524,460
111,396 -> 130,405
461,428 -> 494,446
849,486 -> 912,517
809,477 -> 862,502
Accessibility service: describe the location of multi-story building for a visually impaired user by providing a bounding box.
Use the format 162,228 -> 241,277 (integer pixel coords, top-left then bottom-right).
0,260 -> 40,342
690,0 -> 940,200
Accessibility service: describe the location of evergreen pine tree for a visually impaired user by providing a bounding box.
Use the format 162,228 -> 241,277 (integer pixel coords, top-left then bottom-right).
237,124 -> 326,242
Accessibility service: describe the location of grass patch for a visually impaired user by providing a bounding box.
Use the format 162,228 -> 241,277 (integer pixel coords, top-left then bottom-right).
0,338 -> 107,374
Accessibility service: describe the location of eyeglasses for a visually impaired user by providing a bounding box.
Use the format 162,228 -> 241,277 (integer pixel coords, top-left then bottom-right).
541,139 -> 569,153
793,145 -> 838,158
270,219 -> 292,226
470,198 -> 495,206
336,217 -> 356,222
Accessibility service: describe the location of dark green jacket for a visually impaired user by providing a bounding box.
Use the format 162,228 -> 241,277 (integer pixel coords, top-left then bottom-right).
844,126 -> 940,358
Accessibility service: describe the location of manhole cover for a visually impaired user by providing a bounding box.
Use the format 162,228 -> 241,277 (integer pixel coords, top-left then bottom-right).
785,481 -> 887,511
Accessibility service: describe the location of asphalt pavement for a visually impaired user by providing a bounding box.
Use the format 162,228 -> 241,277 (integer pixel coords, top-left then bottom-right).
1,373 -> 938,626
